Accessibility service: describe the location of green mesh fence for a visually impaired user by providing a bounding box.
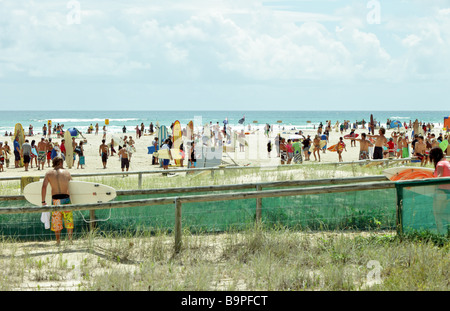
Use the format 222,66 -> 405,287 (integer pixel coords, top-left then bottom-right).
0,199 -> 91,240
397,179 -> 450,236
0,184 -> 398,240
261,188 -> 396,230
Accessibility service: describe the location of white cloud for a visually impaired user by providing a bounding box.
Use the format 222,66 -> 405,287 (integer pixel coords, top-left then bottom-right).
0,0 -> 449,86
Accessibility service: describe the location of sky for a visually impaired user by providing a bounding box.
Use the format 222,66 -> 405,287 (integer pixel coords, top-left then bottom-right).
1,0 -> 450,111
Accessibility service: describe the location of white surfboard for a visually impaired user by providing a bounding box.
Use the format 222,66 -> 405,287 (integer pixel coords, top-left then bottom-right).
64,130 -> 74,168
157,148 -> 171,159
23,181 -> 117,206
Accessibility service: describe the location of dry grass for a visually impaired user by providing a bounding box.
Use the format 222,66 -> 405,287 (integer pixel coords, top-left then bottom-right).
0,228 -> 448,291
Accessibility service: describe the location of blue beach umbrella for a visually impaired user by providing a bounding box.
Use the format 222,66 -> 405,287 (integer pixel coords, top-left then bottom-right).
389,120 -> 403,129
67,128 -> 79,137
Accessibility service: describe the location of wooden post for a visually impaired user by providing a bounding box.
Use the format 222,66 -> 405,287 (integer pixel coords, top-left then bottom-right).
256,185 -> 262,224
395,185 -> 403,236
138,173 -> 142,189
89,210 -> 96,232
175,198 -> 182,253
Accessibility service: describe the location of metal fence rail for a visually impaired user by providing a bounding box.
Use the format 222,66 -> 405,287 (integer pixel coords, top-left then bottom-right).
0,179 -> 398,252
1,156 -> 446,189
0,175 -> 388,201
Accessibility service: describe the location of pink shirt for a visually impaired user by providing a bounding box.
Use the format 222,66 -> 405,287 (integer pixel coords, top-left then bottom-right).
434,160 -> 450,190
433,160 -> 450,177
286,144 -> 293,153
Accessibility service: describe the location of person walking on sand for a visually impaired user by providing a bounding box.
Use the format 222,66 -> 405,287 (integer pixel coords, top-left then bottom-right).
37,137 -> 46,170
118,145 -> 130,172
41,156 -> 74,245
99,139 -> 109,169
13,136 -> 21,168
313,135 -> 321,162
21,139 -> 32,171
337,137 -> 347,162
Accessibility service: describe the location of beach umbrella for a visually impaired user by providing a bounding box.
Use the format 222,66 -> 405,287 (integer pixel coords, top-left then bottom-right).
67,128 -> 79,137
289,134 -> 303,140
389,120 -> 403,129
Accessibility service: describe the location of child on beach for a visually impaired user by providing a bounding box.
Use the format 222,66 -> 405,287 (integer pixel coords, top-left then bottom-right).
77,141 -> 85,169
337,137 -> 347,162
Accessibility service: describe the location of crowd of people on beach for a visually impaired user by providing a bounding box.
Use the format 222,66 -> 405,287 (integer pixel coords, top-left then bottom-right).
272,119 -> 449,165
1,118 -> 449,174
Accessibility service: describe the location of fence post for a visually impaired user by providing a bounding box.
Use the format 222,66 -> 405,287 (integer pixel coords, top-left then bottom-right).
395,184 -> 403,236
175,198 -> 182,253
256,185 -> 262,224
89,210 -> 96,232
138,173 -> 142,189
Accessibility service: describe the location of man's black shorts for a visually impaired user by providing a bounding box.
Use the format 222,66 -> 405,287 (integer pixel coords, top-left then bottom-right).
373,146 -> 383,159
23,154 -> 30,164
121,158 -> 129,169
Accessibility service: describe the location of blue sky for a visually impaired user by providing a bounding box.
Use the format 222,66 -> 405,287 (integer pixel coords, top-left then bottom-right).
1,0 -> 450,111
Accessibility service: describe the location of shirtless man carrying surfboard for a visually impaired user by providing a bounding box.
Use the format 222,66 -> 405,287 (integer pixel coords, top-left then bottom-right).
41,156 -> 73,245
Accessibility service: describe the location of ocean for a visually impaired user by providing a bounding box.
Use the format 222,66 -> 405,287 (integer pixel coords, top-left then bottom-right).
0,110 -> 449,135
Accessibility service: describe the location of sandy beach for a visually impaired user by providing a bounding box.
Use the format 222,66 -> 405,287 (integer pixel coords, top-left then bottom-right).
1,123 -> 446,178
